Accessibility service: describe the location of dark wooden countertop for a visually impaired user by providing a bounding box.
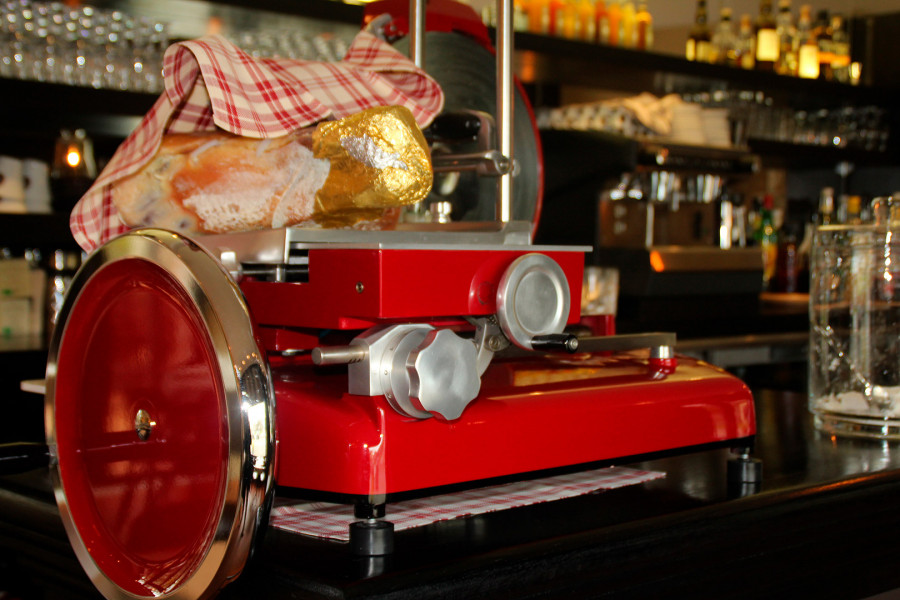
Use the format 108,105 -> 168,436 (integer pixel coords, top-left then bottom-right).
3,389 -> 900,599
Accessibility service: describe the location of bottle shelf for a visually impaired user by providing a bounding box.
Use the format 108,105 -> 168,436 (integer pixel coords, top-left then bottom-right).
539,129 -> 891,174
507,29 -> 894,107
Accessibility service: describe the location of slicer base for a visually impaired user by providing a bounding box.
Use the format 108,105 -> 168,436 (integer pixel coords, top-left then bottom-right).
273,351 -> 756,502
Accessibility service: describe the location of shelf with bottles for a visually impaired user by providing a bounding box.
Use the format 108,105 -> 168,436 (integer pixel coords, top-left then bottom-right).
1,0 -> 891,118
511,28 -> 891,108
539,125 -> 893,175
481,0 -> 655,51
689,0 -> 856,80
536,84 -> 895,171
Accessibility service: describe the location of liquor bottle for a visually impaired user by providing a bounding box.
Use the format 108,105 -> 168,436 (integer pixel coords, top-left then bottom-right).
528,0 -> 549,33
556,0 -> 578,38
576,0 -> 597,42
757,194 -> 779,289
548,0 -> 566,35
495,0 -> 531,30
775,220 -> 802,293
775,0 -> 797,75
755,0 -> 779,71
595,0 -> 608,43
845,195 -> 862,224
836,194 -> 862,224
710,8 -> 737,66
635,1 -> 653,50
686,0 -> 712,62
516,0 -> 532,30
736,14 -> 756,69
817,187 -> 835,225
814,9 -> 833,80
606,0 -> 621,46
795,4 -> 818,78
619,0 -> 636,47
830,13 -> 851,83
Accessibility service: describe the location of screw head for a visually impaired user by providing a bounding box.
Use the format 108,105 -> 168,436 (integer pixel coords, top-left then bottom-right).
134,409 -> 155,441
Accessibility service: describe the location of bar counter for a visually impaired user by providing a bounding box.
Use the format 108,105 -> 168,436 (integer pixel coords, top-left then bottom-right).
2,388 -> 900,599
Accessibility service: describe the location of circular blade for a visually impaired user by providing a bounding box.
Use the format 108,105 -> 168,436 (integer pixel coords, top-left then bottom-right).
45,229 -> 276,600
395,31 -> 544,228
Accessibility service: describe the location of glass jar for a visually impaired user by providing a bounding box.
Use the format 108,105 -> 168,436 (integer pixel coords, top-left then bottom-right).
809,218 -> 900,438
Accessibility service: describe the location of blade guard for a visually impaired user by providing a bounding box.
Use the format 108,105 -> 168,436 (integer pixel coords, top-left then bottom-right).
45,229 -> 276,600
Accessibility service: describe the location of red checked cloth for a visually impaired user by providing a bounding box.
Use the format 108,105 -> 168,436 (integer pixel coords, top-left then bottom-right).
269,466 -> 664,541
70,32 -> 445,251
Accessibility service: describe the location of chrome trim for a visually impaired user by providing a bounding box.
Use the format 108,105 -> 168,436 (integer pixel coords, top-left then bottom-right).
409,0 -> 425,69
495,0 -> 514,222
44,228 -> 276,600
196,222 -> 589,267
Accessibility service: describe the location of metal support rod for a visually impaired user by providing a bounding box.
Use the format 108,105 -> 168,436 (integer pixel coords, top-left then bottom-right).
410,0 -> 425,69
495,0 -> 514,223
312,345 -> 368,366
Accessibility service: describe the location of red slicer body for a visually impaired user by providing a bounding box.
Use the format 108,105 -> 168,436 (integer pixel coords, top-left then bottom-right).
201,225 -> 756,500
271,353 -> 753,497
41,3 -> 755,598
45,225 -> 756,598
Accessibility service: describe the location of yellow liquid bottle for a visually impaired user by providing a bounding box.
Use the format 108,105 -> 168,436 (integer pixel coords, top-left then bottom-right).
577,0 -> 597,42
595,0 -> 608,44
529,0 -> 550,34
606,0 -> 621,46
619,0 -> 636,48
635,1 -> 653,50
686,0 -> 712,61
558,0 -> 579,38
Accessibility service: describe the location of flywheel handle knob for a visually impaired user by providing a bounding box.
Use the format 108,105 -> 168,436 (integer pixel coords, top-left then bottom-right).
407,329 -> 481,421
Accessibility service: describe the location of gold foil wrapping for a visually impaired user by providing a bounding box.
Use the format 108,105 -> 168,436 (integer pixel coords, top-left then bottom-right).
312,105 -> 433,226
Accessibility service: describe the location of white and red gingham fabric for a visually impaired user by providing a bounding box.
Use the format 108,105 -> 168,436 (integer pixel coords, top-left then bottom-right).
70,31 -> 445,251
269,466 -> 664,542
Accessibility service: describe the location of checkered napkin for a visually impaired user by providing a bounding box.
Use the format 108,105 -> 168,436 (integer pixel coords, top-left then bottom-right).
269,466 -> 664,542
69,31 -> 445,252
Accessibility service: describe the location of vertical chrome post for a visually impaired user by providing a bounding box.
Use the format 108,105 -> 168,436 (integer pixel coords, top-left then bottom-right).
409,0 -> 425,68
495,0 -> 514,223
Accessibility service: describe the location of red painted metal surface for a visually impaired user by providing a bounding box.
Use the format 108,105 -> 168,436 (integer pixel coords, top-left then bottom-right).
53,259 -> 228,596
272,352 -> 755,497
242,248 -> 584,334
50,243 -> 755,575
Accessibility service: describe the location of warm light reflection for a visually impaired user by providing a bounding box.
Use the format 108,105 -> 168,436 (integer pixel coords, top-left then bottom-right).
518,50 -> 536,83
850,62 -> 862,84
649,250 -> 665,272
66,149 -> 82,168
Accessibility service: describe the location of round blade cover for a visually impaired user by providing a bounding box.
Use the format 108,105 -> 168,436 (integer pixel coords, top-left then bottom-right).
496,253 -> 571,349
45,229 -> 275,599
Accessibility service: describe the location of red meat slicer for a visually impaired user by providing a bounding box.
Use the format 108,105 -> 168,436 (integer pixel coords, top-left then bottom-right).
40,2 -> 757,599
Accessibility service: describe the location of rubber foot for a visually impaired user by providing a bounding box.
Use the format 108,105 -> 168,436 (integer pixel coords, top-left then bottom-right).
349,520 -> 395,556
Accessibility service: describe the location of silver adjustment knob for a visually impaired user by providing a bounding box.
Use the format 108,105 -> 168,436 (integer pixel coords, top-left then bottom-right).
381,327 -> 433,419
407,329 -> 481,421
